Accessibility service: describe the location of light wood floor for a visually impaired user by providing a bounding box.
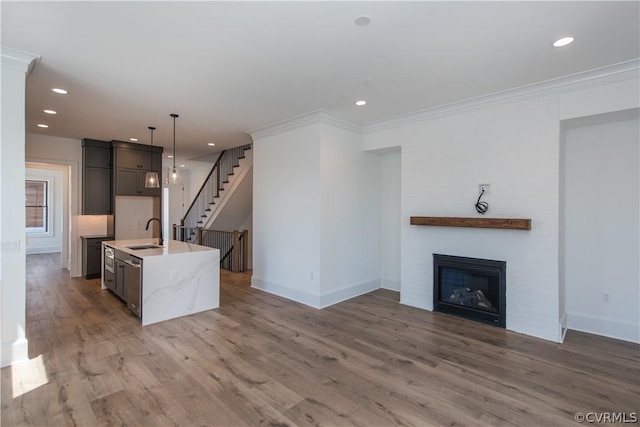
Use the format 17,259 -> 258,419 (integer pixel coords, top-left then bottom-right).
2,253 -> 638,426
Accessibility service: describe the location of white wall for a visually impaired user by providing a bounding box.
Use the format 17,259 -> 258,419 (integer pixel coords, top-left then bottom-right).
563,112 -> 639,343
166,182 -> 185,233
318,123 -> 380,306
400,95 -> 561,342
379,150 -> 401,291
1,48 -> 38,367
252,123 -> 322,306
252,113 -> 381,308
114,196 -> 155,240
162,158 -> 215,235
25,166 -> 63,254
362,74 -> 639,343
26,133 -> 85,274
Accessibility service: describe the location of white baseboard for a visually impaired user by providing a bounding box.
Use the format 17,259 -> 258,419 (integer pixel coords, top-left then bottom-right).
559,312 -> 568,343
1,337 -> 28,368
381,278 -> 400,292
566,312 -> 640,343
318,279 -> 380,308
251,277 -> 320,308
251,277 -> 381,309
26,246 -> 61,255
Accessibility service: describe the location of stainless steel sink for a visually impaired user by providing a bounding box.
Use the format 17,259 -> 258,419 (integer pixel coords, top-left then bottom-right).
126,244 -> 162,250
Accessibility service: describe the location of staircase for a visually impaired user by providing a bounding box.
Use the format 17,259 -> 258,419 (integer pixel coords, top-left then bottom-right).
175,144 -> 252,264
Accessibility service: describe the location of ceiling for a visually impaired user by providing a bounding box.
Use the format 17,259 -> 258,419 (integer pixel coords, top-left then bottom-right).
2,1 -> 639,162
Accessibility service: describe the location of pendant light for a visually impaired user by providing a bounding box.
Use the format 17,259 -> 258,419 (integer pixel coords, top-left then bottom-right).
144,126 -> 160,188
167,113 -> 181,184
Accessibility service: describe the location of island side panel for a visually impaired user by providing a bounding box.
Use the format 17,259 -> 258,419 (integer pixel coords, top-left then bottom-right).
141,248 -> 220,326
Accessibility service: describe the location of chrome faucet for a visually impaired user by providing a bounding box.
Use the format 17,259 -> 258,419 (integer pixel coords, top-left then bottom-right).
145,218 -> 163,245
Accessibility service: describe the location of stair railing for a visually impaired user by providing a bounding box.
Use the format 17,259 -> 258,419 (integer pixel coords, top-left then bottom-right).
173,225 -> 248,271
181,144 -> 251,234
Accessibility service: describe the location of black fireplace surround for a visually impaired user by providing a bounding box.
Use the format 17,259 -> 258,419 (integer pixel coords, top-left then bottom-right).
433,254 -> 506,328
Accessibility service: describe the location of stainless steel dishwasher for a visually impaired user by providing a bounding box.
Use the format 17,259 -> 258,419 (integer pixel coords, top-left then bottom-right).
124,256 -> 142,318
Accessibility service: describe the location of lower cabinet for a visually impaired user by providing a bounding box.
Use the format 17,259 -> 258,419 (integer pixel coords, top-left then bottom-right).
82,236 -> 113,279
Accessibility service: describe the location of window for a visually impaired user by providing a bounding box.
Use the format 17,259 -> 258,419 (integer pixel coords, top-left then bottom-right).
26,180 -> 48,233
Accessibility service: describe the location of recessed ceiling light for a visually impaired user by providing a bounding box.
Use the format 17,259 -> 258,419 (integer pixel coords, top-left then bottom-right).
52,88 -> 68,94
553,36 -> 574,47
43,109 -> 57,115
167,155 -> 174,158
37,124 -> 49,128
354,15 -> 371,26
180,164 -> 186,168
208,143 -> 216,146
129,138 -> 138,142
355,100 -> 367,106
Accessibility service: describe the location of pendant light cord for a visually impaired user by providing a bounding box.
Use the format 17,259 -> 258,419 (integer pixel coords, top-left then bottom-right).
170,114 -> 179,171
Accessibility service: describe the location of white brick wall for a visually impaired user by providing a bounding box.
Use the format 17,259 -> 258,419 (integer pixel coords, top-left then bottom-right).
365,74 -> 639,342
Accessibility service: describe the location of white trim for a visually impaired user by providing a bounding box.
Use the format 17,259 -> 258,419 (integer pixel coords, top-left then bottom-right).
1,337 -> 28,368
25,176 -> 53,237
248,109 -> 362,140
251,276 -> 320,308
26,246 -> 60,255
251,276 -> 381,309
364,59 -> 640,134
1,46 -> 40,74
559,312 -> 568,343
248,61 -> 640,140
201,150 -> 253,229
318,279 -> 380,308
381,278 -> 401,292
567,312 -> 640,344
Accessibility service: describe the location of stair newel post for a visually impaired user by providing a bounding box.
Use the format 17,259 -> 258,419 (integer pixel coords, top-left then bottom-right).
172,224 -> 177,241
242,229 -> 248,272
197,227 -> 203,245
232,230 -> 240,272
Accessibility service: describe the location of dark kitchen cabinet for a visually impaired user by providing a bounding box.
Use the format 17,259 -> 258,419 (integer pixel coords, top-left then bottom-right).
81,235 -> 113,279
116,147 -> 153,170
112,141 -> 163,197
115,168 -> 141,195
82,139 -> 113,214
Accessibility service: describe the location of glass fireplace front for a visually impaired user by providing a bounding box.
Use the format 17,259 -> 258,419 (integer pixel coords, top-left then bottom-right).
433,254 -> 506,327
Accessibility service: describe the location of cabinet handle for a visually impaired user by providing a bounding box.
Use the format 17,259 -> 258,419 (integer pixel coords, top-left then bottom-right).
124,259 -> 141,268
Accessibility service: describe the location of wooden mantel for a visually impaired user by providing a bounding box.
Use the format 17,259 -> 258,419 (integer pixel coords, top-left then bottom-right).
410,216 -> 531,230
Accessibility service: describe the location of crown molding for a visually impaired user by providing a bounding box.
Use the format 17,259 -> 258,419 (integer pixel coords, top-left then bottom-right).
364,59 -> 640,134
248,109 -> 362,140
248,60 -> 640,139
1,46 -> 40,75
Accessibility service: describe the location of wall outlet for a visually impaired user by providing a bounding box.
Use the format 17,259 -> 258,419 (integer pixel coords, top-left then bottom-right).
602,292 -> 611,303
170,270 -> 177,280
479,184 -> 490,195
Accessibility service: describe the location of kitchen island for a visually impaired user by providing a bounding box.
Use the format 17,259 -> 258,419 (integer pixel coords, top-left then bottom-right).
102,238 -> 220,326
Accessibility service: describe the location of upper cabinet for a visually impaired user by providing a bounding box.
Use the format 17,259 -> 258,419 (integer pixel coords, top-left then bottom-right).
112,141 -> 163,197
116,147 -> 153,170
82,139 -> 113,215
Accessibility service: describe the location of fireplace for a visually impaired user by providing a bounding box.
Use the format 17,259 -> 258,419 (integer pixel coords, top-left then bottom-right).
433,254 -> 506,327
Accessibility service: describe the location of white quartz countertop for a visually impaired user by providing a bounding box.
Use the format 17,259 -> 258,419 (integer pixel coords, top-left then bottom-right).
103,238 -> 216,258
